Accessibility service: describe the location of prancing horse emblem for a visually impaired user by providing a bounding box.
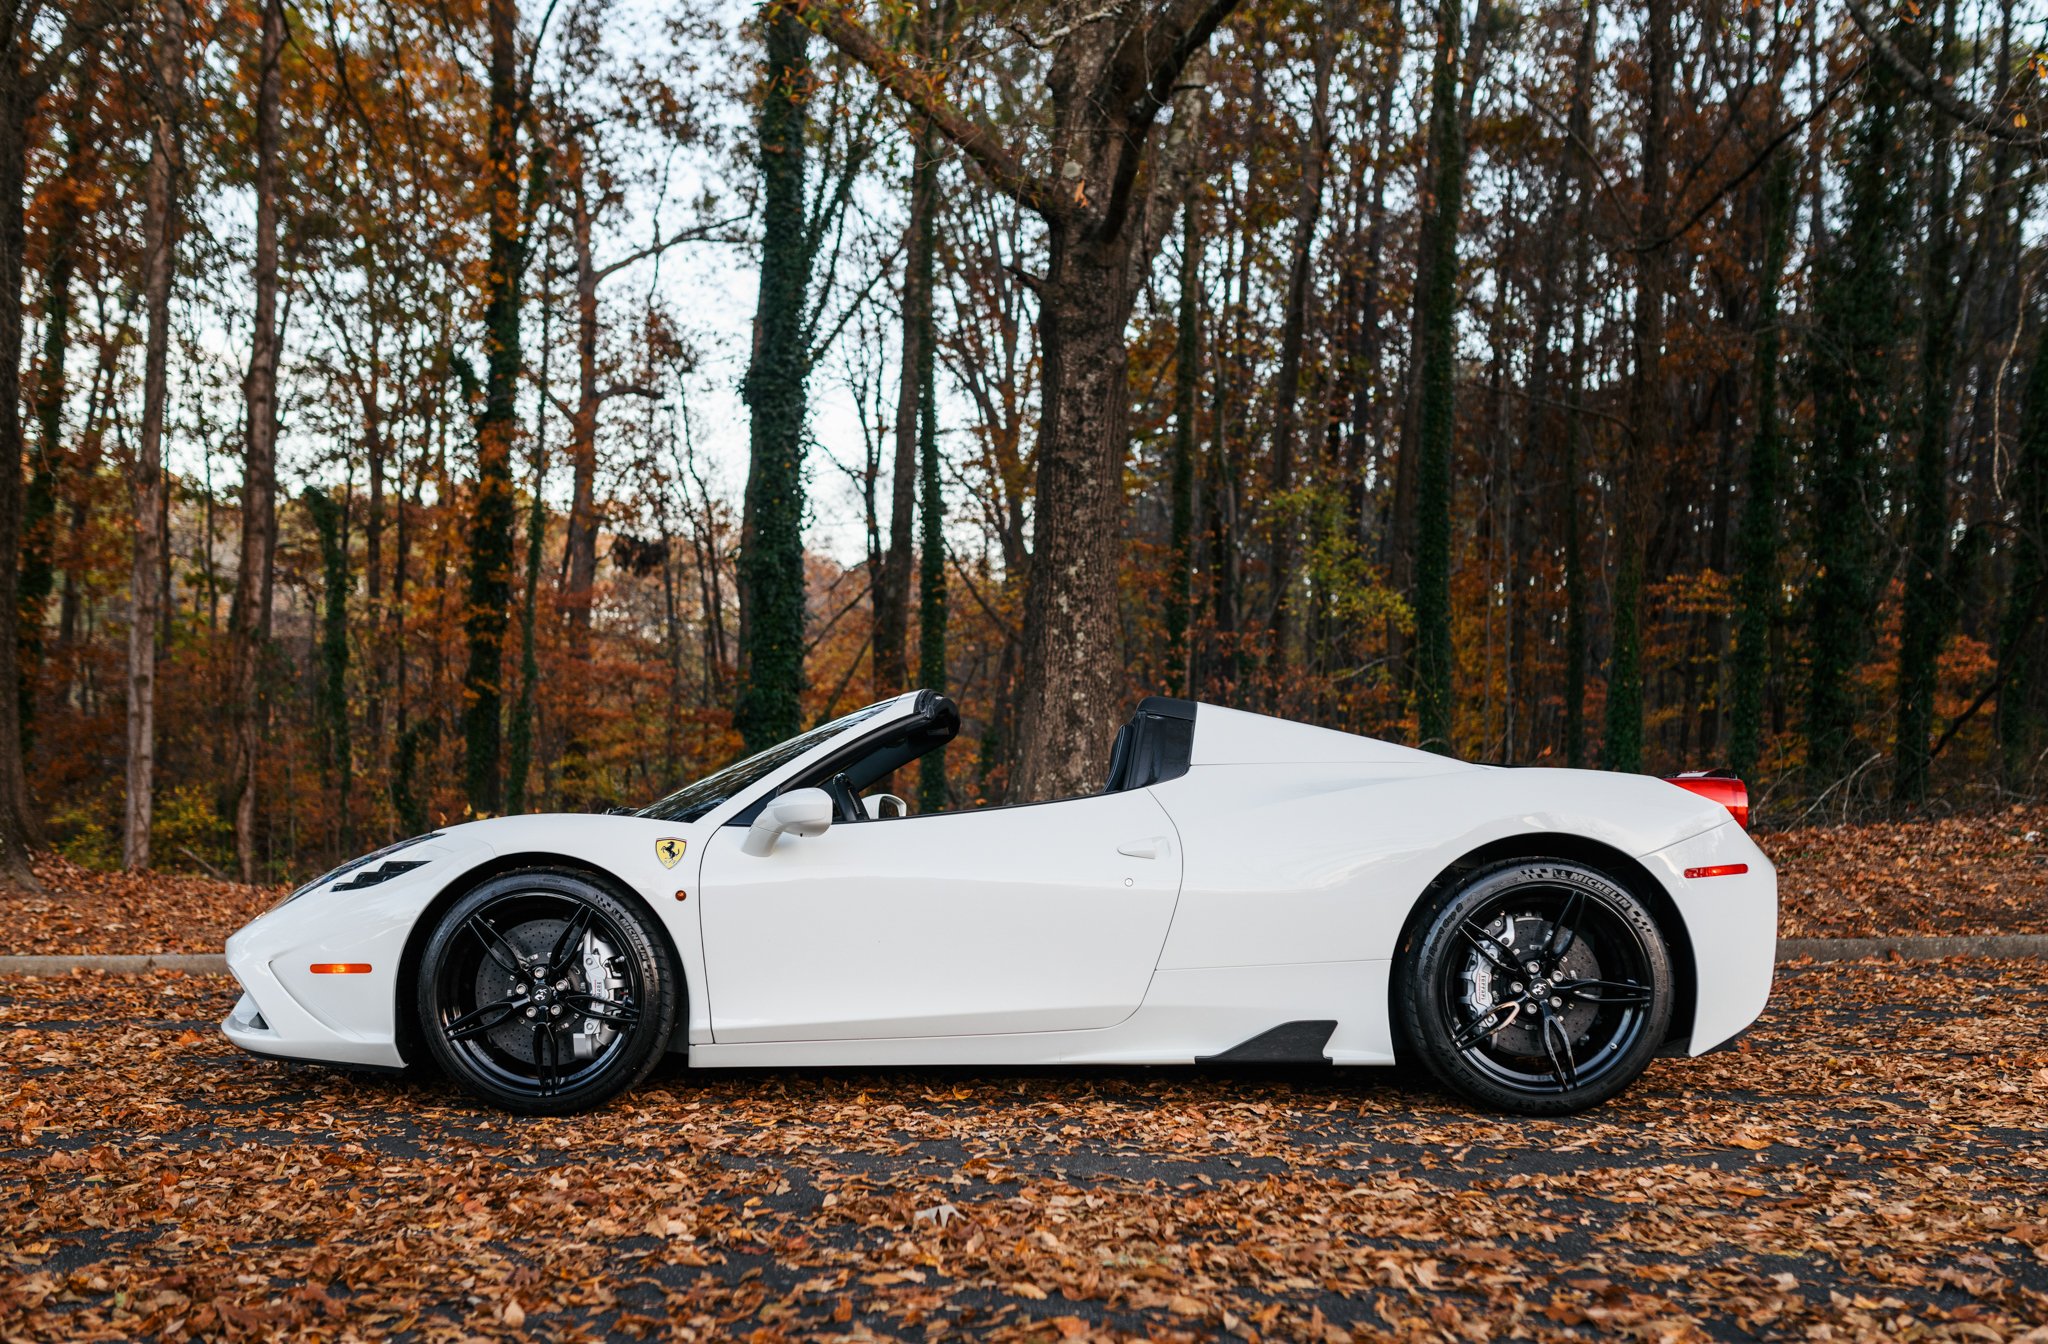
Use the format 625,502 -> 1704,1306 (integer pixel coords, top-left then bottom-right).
655,837 -> 687,869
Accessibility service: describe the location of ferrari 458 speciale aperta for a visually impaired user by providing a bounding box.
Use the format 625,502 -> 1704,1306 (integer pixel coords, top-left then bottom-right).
223,692 -> 1774,1115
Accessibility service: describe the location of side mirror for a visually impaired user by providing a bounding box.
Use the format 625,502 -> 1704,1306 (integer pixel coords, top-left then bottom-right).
862,792 -> 908,820
740,787 -> 834,856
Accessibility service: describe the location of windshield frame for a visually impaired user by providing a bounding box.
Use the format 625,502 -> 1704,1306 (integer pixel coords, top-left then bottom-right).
633,694 -> 915,825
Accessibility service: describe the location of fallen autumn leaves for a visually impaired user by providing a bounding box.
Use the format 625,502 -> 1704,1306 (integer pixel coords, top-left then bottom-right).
3,959 -> 2046,1342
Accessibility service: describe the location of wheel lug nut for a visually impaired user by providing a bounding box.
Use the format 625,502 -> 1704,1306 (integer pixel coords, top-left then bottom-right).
1511,983 -> 1524,994
1550,996 -> 1562,1008
526,1007 -> 537,1017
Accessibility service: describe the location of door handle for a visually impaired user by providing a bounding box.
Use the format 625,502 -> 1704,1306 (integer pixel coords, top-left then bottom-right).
1118,837 -> 1167,859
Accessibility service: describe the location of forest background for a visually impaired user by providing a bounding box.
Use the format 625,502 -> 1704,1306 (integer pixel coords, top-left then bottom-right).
1,0 -> 2044,887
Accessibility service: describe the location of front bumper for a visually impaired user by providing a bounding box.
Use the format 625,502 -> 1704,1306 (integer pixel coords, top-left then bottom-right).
220,836 -> 483,1069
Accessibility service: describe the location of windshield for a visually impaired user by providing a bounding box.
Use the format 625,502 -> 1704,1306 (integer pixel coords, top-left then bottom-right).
635,699 -> 898,822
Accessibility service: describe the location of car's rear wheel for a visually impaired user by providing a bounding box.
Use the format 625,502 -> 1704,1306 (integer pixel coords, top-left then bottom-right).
1397,859 -> 1673,1115
417,870 -> 678,1114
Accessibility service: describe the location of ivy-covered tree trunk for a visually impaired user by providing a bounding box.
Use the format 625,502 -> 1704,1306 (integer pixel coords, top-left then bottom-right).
1805,57 -> 1906,790
1727,149 -> 1797,784
1894,0 -> 1959,804
230,0 -> 284,881
1410,0 -> 1468,756
737,4 -> 815,753
463,0 -> 529,813
1998,318 -> 2048,788
303,487 -> 352,852
0,77 -> 43,883
1602,0 -> 1672,775
1165,200 -> 1199,696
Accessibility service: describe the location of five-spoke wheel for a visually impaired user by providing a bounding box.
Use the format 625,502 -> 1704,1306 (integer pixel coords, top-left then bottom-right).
417,870 -> 679,1113
1397,859 -> 1673,1114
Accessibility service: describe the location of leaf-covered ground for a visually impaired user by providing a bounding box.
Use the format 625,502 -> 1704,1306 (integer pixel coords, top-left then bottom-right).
5,806 -> 2046,958
8,857 -> 283,957
3,961 -> 2044,1342
1764,806 -> 2047,938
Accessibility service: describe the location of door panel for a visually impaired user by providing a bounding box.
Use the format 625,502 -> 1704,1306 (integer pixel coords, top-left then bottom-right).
700,790 -> 1183,1042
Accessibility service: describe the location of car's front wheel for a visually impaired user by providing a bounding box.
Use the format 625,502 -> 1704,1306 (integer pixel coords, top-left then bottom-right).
417,870 -> 678,1114
1397,859 -> 1673,1114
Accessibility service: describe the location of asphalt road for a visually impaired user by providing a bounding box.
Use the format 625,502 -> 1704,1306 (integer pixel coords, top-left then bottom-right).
3,959 -> 2044,1342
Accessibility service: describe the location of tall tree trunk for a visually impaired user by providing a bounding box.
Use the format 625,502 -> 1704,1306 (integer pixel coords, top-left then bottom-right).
304,486 -> 352,853
19,61 -> 93,757
1805,55 -> 1906,789
464,0 -> 530,813
127,0 -> 188,872
561,142 -> 602,657
1165,199 -> 1199,695
914,186 -> 946,810
1266,29 -> 1334,676
1727,150 -> 1798,785
1351,1 -> 1400,519
1893,0 -> 1959,804
1998,315 -> 2048,787
504,354 -> 549,814
1601,0 -> 1672,775
1207,207 -> 1245,693
800,0 -> 1235,801
230,0 -> 284,881
1410,0 -> 1470,755
1558,0 -> 1596,768
736,6 -> 815,753
873,117 -> 937,697
0,79 -> 46,883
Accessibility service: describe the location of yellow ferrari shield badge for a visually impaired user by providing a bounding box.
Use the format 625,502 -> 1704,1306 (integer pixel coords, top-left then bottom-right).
655,837 -> 687,869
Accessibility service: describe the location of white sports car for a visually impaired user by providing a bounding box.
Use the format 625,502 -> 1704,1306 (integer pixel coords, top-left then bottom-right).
223,691 -> 1775,1115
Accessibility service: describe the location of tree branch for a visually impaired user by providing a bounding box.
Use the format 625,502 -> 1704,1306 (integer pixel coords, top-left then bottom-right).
783,0 -> 1055,217
1843,0 -> 2047,152
592,213 -> 749,284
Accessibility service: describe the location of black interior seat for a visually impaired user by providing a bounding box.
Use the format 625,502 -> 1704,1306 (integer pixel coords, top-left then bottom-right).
1103,724 -> 1135,793
1102,697 -> 1197,794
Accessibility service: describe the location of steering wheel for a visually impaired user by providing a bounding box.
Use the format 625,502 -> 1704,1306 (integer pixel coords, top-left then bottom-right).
825,772 -> 863,822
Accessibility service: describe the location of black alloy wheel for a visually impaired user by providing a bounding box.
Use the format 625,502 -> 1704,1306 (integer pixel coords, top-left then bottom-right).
417,870 -> 678,1114
1397,859 -> 1673,1114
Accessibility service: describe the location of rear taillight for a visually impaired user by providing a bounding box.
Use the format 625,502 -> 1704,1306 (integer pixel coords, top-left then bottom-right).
1663,772 -> 1749,829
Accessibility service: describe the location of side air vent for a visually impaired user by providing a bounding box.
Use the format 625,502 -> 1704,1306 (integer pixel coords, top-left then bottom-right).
332,859 -> 430,892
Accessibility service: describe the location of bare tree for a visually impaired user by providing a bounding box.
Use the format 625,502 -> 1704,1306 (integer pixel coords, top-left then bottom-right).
124,0 -> 186,871
228,0 -> 284,881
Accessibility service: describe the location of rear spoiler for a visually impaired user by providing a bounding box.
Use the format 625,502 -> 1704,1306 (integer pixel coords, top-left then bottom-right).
1663,771 -> 1749,829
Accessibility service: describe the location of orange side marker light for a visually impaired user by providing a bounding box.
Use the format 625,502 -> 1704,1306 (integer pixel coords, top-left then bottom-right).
1683,863 -> 1749,880
674,890 -> 688,902
309,962 -> 373,974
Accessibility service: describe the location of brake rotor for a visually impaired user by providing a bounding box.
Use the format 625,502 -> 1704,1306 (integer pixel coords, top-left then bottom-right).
474,917 -> 576,1064
1461,912 -> 1602,1055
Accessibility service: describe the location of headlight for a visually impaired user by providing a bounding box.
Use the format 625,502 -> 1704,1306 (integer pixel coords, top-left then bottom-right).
273,833 -> 441,910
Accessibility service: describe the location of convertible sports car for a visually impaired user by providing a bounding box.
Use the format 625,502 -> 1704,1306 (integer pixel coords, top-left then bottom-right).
223,691 -> 1775,1115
